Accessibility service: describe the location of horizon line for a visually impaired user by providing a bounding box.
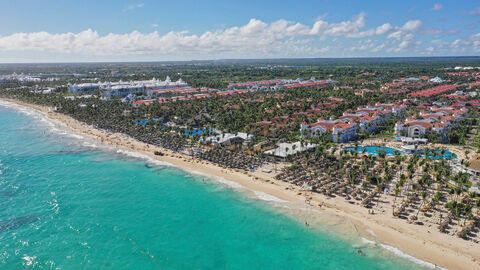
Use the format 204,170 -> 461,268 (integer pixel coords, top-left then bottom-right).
1,55 -> 480,65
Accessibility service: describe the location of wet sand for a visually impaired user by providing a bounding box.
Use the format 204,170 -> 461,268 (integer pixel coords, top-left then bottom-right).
2,98 -> 479,270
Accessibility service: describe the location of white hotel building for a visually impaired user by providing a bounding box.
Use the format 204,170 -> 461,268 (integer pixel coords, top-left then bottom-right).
68,76 -> 188,97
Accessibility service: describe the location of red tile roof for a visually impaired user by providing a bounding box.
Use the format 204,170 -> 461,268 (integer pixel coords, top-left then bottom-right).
408,84 -> 460,97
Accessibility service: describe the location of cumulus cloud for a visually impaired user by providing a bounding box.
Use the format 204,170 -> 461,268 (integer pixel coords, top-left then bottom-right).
401,20 -> 422,31
431,4 -> 443,11
450,33 -> 480,52
124,3 -> 144,12
346,23 -> 393,38
420,27 -> 459,35
0,14 -> 425,58
323,12 -> 366,36
349,19 -> 421,39
377,20 -> 423,52
387,31 -> 415,52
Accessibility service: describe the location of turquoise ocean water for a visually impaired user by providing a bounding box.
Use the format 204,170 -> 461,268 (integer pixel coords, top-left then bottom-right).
0,102 -> 431,269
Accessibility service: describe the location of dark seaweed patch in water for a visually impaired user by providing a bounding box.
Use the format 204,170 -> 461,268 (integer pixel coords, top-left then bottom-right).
0,190 -> 15,198
144,163 -> 166,170
144,164 -> 153,169
144,164 -> 167,173
0,215 -> 40,232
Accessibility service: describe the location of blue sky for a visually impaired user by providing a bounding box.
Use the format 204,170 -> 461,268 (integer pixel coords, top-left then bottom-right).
0,0 -> 479,62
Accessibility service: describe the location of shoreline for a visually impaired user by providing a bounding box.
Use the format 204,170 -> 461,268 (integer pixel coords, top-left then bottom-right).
1,98 -> 479,270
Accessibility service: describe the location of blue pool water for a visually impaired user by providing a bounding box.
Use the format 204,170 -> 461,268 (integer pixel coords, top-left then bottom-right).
0,101 -> 429,269
183,128 -> 215,136
344,146 -> 456,160
133,119 -> 167,125
134,120 -> 214,136
419,149 -> 456,160
343,146 -> 403,156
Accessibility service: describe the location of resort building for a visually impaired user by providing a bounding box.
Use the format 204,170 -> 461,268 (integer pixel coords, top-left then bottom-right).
264,142 -> 318,159
338,113 -> 382,133
429,76 -> 445,83
228,77 -> 335,91
68,76 -> 188,96
394,106 -> 467,138
301,102 -> 405,142
204,133 -> 254,146
0,73 -> 42,83
300,119 -> 357,143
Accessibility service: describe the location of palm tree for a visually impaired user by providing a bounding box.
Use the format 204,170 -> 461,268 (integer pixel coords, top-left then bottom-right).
475,198 -> 480,216
392,186 -> 400,216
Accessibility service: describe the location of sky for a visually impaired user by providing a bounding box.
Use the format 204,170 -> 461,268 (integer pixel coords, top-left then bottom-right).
0,0 -> 479,63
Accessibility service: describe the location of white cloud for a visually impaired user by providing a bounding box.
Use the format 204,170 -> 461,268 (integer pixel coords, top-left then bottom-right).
323,12 -> 366,36
348,23 -> 394,38
377,20 -> 423,52
348,19 -> 421,39
371,43 -> 386,52
387,31 -> 416,52
0,15 -> 427,59
431,4 -> 443,11
420,28 -> 459,35
401,20 -> 422,31
152,24 -> 159,28
450,33 -> 480,52
124,3 -> 144,12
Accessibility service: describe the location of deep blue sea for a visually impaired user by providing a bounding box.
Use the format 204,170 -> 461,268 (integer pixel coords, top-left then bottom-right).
0,101 -> 430,269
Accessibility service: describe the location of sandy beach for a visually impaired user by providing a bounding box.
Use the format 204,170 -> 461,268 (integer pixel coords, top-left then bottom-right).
2,98 -> 479,270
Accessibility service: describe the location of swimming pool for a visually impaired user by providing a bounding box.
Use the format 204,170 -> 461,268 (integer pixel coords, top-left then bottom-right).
134,120 -> 215,136
343,146 -> 456,159
419,149 -> 456,160
343,146 -> 403,156
183,128 -> 215,136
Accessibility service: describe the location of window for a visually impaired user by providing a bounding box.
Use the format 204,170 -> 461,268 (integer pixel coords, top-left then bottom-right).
413,127 -> 420,137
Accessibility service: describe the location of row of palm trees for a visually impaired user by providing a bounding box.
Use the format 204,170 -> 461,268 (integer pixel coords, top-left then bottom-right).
276,147 -> 480,240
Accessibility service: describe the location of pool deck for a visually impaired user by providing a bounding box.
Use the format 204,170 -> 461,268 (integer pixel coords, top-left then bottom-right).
345,138 -> 467,160
343,145 -> 403,156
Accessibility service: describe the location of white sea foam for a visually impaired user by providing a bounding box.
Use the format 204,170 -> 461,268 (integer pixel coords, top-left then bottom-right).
217,177 -> 244,189
378,243 -> 447,269
40,118 -> 55,127
184,168 -> 211,178
44,260 -> 56,268
67,134 -> 84,139
361,237 -> 376,245
21,255 -> 38,267
115,149 -> 173,167
0,100 -> 88,142
253,191 -> 288,203
48,198 -> 60,214
367,229 -> 377,238
82,142 -> 98,148
358,237 -> 446,269
0,100 -> 448,270
355,237 -> 444,269
49,128 -> 63,133
19,240 -> 29,247
0,101 -> 40,119
183,168 -> 244,189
